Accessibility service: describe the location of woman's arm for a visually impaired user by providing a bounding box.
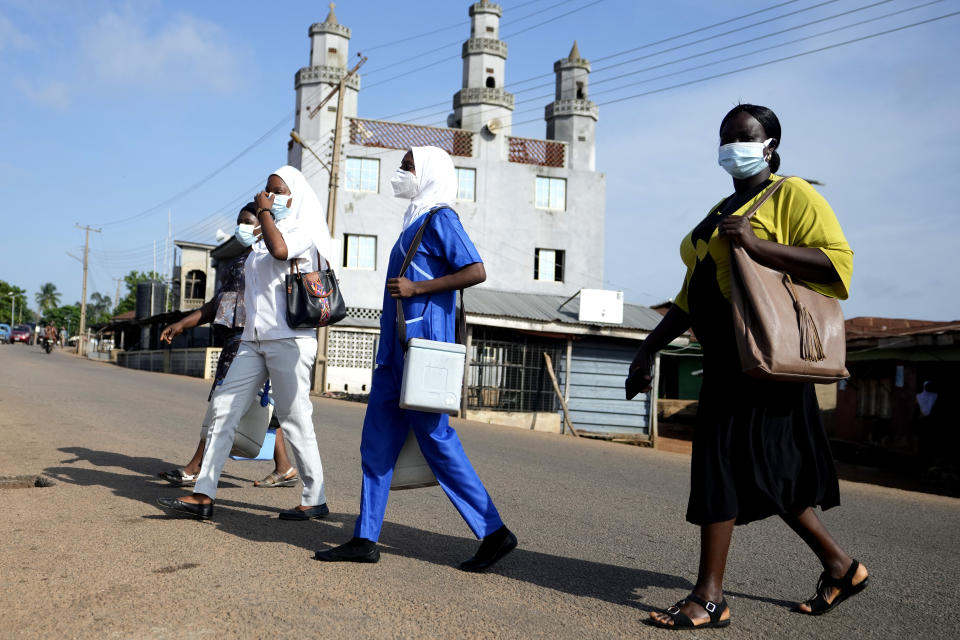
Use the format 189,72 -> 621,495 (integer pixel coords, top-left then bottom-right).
626,305 -> 691,394
718,216 -> 839,283
254,192 -> 289,261
160,299 -> 218,343
387,262 -> 486,299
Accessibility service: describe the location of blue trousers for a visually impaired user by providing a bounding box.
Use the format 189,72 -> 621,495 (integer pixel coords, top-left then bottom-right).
355,365 -> 504,542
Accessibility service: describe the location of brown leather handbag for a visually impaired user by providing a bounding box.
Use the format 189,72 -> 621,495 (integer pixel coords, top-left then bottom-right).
729,177 -> 849,383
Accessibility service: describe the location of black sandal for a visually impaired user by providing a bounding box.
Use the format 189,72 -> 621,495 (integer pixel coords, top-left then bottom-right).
648,593 -> 730,629
793,559 -> 869,616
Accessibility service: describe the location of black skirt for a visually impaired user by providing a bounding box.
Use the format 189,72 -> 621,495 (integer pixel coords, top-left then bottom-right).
685,255 -> 840,526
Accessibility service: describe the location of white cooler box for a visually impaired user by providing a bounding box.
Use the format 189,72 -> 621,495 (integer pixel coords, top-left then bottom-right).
399,338 -> 466,415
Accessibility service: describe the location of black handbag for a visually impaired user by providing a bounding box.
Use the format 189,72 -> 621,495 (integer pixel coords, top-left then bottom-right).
284,251 -> 346,329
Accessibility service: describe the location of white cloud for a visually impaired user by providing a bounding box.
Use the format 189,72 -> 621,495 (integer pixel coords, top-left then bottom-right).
17,79 -> 70,108
79,8 -> 243,93
0,13 -> 35,51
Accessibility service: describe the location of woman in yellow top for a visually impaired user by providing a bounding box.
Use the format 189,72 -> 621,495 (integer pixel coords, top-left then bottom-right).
631,104 -> 869,630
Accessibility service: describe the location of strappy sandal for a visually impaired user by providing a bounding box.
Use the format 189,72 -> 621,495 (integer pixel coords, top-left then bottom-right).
157,469 -> 198,486
649,594 -> 730,630
793,559 -> 869,616
254,467 -> 298,488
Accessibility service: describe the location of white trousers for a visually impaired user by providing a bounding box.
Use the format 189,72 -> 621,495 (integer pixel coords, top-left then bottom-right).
194,337 -> 326,505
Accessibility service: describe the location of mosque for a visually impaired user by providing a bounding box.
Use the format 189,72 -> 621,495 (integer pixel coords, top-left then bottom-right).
277,1 -> 662,437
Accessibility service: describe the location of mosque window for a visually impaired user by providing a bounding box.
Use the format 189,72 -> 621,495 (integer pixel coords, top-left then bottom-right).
535,176 -> 566,211
576,81 -> 585,99
486,76 -> 496,88
455,167 -> 476,201
534,249 -> 564,282
345,157 -> 379,193
343,234 -> 377,270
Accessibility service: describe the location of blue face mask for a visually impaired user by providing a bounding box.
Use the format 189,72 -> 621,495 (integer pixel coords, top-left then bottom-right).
270,193 -> 292,221
718,138 -> 773,179
234,223 -> 260,247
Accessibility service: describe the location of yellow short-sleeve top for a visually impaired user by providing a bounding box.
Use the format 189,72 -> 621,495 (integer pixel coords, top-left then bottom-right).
673,175 -> 853,314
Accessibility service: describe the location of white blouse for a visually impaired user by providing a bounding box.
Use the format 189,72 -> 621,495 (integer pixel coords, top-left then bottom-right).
241,217 -> 318,342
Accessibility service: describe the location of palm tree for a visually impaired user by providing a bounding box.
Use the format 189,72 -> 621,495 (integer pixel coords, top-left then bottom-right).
35,283 -> 61,314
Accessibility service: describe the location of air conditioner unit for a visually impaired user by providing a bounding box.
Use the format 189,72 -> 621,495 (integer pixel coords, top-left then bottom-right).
578,289 -> 624,324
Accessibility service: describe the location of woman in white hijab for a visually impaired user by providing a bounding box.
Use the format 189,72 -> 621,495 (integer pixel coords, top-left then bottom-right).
158,166 -> 333,521
315,146 -> 517,571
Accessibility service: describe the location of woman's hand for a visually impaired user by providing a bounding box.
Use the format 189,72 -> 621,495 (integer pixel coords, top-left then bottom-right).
717,215 -> 758,252
160,322 -> 184,344
254,191 -> 275,211
387,277 -> 418,299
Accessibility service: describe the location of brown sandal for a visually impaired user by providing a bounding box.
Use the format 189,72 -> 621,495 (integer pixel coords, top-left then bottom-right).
254,467 -> 298,488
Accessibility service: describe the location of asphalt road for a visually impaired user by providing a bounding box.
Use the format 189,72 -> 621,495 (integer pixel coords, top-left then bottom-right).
1,344 -> 957,639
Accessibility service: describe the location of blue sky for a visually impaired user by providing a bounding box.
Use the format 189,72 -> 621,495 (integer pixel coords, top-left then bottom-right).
1,0 -> 957,320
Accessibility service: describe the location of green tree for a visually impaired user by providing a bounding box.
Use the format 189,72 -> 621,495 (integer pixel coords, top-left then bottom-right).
88,292 -> 113,325
35,282 -> 61,314
115,270 -> 164,315
0,280 -> 28,325
44,304 -> 82,335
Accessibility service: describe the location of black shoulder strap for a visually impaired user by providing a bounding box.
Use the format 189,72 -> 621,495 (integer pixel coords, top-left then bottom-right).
395,206 -> 467,350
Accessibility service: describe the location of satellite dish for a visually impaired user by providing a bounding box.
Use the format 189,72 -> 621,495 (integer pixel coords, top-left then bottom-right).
484,118 -> 502,135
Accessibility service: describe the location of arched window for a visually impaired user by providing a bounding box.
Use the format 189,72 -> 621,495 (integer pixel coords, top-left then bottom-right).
576,81 -> 585,99
185,270 -> 206,299
486,76 -> 496,88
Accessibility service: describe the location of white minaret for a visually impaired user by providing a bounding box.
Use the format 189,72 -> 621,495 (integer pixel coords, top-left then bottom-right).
449,0 -> 514,134
545,41 -> 598,170
290,3 -> 359,171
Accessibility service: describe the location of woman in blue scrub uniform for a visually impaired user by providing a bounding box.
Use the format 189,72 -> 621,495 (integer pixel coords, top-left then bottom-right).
315,146 -> 517,571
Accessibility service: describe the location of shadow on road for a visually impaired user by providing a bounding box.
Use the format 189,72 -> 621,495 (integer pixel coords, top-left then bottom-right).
45,446 -> 709,612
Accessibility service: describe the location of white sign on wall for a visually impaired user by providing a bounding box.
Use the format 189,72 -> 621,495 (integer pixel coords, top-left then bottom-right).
578,289 -> 624,324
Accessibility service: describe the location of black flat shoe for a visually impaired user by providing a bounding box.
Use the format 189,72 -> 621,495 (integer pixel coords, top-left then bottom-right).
157,496 -> 213,520
278,504 -> 329,520
459,526 -> 517,572
314,537 -> 380,563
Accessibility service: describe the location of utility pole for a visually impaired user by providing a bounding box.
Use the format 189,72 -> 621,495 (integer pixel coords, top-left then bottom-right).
309,54 -> 366,395
76,223 -> 101,355
113,277 -> 123,312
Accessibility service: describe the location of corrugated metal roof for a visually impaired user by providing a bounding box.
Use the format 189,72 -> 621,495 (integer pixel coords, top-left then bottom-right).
464,288 -> 661,331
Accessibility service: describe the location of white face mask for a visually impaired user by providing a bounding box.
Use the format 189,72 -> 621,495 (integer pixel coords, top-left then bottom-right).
234,223 -> 261,247
390,169 -> 419,199
718,138 -> 773,179
269,193 -> 292,221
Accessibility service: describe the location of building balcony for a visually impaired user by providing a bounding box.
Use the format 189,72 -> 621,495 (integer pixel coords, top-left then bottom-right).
295,65 -> 361,90
545,99 -> 598,121
453,87 -> 514,110
348,118 -> 475,157
462,37 -> 508,59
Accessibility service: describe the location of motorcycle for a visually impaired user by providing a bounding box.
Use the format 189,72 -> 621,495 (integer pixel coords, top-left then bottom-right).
42,337 -> 53,354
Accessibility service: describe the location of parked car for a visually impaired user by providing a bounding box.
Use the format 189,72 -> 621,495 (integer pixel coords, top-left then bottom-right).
0,323 -> 10,343
10,324 -> 32,343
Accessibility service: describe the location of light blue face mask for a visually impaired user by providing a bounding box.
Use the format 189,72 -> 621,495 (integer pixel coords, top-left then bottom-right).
270,193 -> 292,221
234,223 -> 260,247
718,138 -> 773,179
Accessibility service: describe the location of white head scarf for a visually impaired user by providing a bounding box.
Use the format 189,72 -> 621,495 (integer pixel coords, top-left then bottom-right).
401,146 -> 458,231
917,381 -> 938,417
271,165 -> 334,261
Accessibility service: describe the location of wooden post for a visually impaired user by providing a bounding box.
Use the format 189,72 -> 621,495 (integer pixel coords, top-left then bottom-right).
75,224 -> 101,355
562,338 -> 572,435
460,324 -> 473,418
650,353 -> 661,448
543,353 -> 578,437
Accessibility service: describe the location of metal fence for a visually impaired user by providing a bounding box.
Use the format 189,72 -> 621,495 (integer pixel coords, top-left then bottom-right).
466,328 -> 565,413
349,118 -> 474,157
507,136 -> 565,168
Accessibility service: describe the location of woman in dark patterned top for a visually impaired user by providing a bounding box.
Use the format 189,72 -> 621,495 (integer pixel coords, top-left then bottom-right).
157,204 -> 299,488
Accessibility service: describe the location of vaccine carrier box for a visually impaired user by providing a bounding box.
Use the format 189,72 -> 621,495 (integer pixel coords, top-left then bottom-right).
399,338 -> 466,415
